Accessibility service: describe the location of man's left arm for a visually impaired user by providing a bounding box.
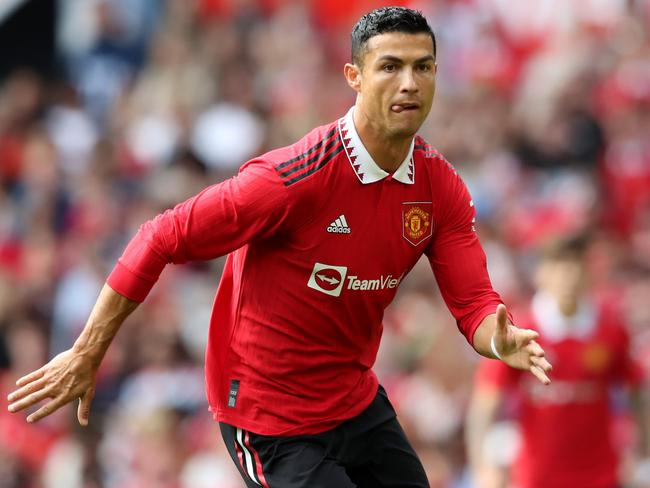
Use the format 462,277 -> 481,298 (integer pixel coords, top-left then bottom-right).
426,170 -> 551,384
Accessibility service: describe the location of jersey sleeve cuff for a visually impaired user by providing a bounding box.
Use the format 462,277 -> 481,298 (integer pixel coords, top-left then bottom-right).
106,260 -> 157,303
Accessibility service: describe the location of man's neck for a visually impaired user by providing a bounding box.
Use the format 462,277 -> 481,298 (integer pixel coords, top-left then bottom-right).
353,107 -> 413,173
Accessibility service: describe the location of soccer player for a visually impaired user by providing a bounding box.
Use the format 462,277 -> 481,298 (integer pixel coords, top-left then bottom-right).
8,7 -> 552,487
466,234 -> 649,488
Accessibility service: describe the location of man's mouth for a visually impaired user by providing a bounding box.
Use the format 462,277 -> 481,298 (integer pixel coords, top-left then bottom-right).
391,103 -> 420,113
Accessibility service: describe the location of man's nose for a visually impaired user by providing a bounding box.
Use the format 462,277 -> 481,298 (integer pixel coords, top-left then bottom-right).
400,68 -> 418,93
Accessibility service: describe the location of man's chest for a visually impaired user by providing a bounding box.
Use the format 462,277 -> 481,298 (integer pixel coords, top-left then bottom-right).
282,179 -> 438,297
541,333 -> 621,381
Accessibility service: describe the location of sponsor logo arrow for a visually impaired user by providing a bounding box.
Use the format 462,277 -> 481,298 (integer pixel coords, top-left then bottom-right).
316,273 -> 340,285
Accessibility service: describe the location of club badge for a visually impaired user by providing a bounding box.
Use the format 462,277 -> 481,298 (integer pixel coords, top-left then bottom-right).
402,202 -> 433,246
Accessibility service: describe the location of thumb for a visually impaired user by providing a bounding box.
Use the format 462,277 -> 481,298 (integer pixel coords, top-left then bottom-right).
77,387 -> 95,427
495,304 -> 508,336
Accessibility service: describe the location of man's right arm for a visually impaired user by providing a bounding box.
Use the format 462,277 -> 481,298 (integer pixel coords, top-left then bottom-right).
7,283 -> 138,425
108,161 -> 292,302
7,160 -> 292,425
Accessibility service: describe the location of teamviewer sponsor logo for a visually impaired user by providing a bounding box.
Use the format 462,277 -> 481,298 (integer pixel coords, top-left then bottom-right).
308,263 -> 348,297
308,263 -> 405,297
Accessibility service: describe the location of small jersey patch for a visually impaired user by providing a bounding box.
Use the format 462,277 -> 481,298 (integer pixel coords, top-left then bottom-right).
228,379 -> 240,408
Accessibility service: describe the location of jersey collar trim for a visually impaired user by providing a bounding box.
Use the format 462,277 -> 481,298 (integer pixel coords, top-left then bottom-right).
338,107 -> 415,185
531,292 -> 597,341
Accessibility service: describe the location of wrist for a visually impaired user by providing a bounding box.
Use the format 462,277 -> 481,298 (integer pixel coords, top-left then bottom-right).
72,338 -> 107,367
490,335 -> 502,360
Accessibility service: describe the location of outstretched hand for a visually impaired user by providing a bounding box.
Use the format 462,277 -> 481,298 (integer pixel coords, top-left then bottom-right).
492,304 -> 552,384
7,349 -> 98,426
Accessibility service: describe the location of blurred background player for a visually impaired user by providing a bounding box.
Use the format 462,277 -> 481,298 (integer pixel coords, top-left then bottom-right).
466,234 -> 650,488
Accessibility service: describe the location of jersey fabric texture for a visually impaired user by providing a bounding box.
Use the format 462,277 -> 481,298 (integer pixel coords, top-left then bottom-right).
476,294 -> 643,488
219,385 -> 429,488
107,107 -> 504,436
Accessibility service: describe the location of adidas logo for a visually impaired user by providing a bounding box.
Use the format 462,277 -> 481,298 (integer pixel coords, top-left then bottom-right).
327,215 -> 351,234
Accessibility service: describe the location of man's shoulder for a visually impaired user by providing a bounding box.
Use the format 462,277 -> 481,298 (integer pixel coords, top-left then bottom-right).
592,296 -> 629,339
251,120 -> 343,187
236,120 -> 339,179
413,135 -> 459,177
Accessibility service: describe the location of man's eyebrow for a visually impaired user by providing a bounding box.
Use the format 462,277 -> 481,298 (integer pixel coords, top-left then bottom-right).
376,54 -> 435,64
414,54 -> 436,64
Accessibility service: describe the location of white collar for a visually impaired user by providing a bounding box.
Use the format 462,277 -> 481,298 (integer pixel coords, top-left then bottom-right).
338,107 -> 415,185
531,292 -> 597,341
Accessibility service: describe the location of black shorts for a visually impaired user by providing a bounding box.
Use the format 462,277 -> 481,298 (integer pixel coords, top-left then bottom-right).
219,385 -> 429,487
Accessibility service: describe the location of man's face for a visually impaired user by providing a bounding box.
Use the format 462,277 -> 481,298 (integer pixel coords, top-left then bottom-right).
351,32 -> 436,139
537,257 -> 588,315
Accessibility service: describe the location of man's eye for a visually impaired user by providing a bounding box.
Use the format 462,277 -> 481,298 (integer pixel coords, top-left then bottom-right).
383,64 -> 396,72
418,64 -> 431,72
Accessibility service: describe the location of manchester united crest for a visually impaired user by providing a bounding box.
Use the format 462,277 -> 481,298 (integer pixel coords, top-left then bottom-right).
402,202 -> 433,246
582,343 -> 611,373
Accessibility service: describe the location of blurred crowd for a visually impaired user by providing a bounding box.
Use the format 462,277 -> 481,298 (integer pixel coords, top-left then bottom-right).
0,0 -> 649,487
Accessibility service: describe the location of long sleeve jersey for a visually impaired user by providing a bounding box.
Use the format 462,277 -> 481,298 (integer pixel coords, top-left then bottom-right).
475,295 -> 643,488
107,107 -> 504,435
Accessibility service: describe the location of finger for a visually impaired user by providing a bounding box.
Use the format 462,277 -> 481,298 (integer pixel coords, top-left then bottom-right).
515,328 -> 539,345
526,340 -> 545,357
77,387 -> 95,427
15,368 -> 46,387
26,395 -> 70,423
8,387 -> 54,413
7,377 -> 48,403
495,304 -> 508,335
530,365 -> 551,385
531,355 -> 553,372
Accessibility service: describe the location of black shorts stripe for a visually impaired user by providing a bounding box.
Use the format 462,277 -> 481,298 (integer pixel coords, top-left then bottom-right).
234,427 -> 264,486
283,143 -> 344,186
277,134 -> 342,179
275,127 -> 338,171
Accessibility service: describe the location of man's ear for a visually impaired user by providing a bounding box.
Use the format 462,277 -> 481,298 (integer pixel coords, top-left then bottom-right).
344,63 -> 362,93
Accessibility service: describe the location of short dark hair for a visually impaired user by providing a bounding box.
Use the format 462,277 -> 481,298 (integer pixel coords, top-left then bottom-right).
540,233 -> 591,262
351,7 -> 436,67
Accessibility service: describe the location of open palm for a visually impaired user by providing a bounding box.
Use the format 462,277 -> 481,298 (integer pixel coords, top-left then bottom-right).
492,304 -> 552,384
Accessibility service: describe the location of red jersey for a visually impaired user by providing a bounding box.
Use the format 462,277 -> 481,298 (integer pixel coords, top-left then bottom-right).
476,293 -> 643,488
108,108 -> 504,435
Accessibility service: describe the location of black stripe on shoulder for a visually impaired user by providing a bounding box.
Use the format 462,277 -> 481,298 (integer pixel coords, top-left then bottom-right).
283,143 -> 344,186
415,143 -> 434,152
415,143 -> 442,159
275,127 -> 338,171
277,134 -> 341,179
